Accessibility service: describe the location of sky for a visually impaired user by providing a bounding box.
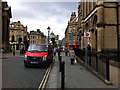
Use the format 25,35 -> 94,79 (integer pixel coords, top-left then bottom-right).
3,0 -> 79,40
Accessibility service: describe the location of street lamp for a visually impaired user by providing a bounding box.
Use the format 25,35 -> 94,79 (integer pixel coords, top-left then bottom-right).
47,26 -> 50,44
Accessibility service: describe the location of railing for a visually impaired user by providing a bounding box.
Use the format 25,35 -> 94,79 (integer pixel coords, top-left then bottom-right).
74,48 -> 110,81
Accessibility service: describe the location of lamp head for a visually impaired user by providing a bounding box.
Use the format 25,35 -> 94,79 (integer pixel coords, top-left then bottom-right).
47,26 -> 50,31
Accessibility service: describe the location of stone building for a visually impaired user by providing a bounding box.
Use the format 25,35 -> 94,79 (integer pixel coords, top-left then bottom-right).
9,21 -> 28,50
62,38 -> 65,47
29,29 -> 46,44
49,32 -> 59,46
65,12 -> 80,47
78,2 -> 120,53
2,1 -> 12,52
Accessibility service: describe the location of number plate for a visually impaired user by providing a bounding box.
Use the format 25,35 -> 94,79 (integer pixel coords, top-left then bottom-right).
31,62 -> 38,64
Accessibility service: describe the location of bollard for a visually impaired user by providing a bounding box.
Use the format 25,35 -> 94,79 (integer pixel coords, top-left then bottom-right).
59,55 -> 61,61
71,59 -> 74,65
59,56 -> 62,72
61,61 -> 65,89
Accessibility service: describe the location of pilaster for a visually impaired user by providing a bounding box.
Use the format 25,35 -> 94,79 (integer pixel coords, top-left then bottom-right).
97,2 -> 104,52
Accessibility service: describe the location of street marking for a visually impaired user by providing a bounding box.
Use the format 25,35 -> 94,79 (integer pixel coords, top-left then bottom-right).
38,63 -> 53,90
38,67 -> 50,90
42,65 -> 52,90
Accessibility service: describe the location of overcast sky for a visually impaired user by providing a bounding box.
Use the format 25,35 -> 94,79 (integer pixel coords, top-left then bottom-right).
3,0 -> 79,40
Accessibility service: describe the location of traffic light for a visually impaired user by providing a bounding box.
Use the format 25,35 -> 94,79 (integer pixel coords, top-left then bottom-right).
12,35 -> 14,42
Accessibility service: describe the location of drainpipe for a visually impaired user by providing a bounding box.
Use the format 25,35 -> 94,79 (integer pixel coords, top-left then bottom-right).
117,2 -> 119,62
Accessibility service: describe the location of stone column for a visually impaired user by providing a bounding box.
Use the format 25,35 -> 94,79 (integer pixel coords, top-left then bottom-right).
97,2 -> 104,52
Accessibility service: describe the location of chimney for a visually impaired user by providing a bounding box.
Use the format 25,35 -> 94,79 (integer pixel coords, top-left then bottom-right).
70,12 -> 76,22
37,29 -> 40,33
18,21 -> 20,23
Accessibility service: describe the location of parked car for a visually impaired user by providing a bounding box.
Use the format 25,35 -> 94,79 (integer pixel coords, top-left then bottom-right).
24,43 -> 53,67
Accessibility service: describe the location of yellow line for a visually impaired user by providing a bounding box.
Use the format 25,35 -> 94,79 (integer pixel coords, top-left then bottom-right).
42,65 -> 52,90
38,66 -> 50,90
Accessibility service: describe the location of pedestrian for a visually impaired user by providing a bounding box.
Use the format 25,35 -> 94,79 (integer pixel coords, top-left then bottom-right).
57,47 -> 61,56
1,47 -> 4,54
87,44 -> 91,51
22,47 -> 24,54
69,48 -> 75,65
13,47 -> 15,56
54,48 -> 57,56
20,49 -> 22,55
87,44 -> 91,55
65,48 -> 68,56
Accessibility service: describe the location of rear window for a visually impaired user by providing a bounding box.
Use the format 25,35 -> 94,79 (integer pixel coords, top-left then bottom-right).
28,45 -> 48,52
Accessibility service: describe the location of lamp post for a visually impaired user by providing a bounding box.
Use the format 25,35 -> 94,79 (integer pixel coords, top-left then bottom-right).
47,26 -> 50,44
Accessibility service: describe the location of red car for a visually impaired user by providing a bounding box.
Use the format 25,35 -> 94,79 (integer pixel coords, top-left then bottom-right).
24,43 -> 53,67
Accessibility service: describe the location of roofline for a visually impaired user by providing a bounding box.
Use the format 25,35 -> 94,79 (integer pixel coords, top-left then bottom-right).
29,43 -> 50,45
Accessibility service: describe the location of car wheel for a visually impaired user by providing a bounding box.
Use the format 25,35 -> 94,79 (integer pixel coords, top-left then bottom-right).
24,63 -> 28,67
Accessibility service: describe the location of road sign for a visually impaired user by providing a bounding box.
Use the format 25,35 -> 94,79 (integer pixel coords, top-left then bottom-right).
84,32 -> 90,38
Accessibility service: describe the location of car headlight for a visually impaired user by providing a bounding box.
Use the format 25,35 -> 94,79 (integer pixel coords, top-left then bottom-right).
43,55 -> 47,61
24,54 -> 27,60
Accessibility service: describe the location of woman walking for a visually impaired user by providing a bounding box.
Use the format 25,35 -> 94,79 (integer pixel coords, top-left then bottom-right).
69,48 -> 75,65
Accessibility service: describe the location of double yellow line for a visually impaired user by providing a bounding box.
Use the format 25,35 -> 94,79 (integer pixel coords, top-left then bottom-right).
38,64 -> 52,90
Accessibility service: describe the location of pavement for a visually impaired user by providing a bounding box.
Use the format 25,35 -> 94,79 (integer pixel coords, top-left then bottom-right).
1,50 -> 24,59
46,52 -> 119,89
1,51 -> 119,89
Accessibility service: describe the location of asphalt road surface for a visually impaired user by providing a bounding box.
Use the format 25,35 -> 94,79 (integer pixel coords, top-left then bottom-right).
2,56 -> 48,89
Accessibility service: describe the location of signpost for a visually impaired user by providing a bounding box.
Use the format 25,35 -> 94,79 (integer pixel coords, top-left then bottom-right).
84,31 -> 90,69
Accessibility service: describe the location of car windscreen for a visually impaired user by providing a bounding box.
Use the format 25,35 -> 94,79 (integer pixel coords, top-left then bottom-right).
28,45 -> 48,52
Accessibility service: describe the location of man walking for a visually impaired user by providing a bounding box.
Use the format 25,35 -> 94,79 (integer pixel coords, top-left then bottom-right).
54,48 -> 57,56
57,47 -> 61,56
65,47 -> 68,56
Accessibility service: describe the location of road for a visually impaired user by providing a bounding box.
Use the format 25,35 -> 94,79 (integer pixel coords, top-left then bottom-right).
2,56 -> 48,89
